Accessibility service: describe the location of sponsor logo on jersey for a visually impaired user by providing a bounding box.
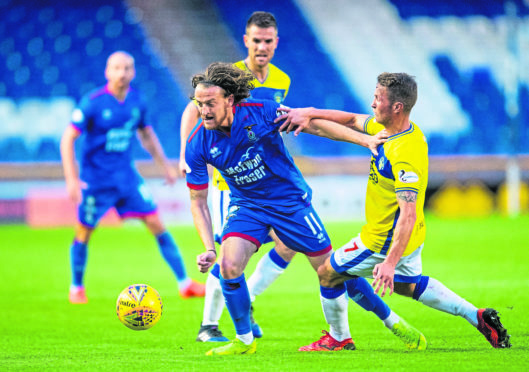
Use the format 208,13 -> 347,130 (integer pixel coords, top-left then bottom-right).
210,146 -> 222,158
398,170 -> 419,183
377,156 -> 386,171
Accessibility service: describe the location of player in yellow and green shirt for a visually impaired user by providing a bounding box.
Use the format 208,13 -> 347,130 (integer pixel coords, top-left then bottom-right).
277,72 -> 511,350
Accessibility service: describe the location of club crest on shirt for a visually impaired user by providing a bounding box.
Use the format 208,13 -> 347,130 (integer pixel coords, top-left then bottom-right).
243,124 -> 258,142
102,109 -> 112,120
398,170 -> 419,183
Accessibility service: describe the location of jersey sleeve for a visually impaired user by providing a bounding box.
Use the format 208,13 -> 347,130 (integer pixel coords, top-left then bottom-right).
184,130 -> 209,190
363,116 -> 385,136
70,95 -> 92,132
391,145 -> 423,194
263,100 -> 288,130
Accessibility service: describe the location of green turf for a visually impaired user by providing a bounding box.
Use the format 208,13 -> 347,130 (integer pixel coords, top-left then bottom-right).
1,215 -> 528,371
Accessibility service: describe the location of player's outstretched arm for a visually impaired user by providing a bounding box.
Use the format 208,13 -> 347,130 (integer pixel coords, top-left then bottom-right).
189,188 -> 217,273
277,107 -> 368,135
179,102 -> 201,177
138,126 -> 178,185
372,190 -> 417,297
306,119 -> 388,155
60,125 -> 83,203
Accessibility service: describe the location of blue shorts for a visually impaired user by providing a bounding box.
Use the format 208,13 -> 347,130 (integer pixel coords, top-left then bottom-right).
221,203 -> 332,256
78,182 -> 157,228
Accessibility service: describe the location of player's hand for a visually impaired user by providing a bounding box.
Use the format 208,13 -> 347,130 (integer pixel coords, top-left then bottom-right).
164,165 -> 178,186
197,250 -> 217,273
275,107 -> 312,136
369,129 -> 389,156
372,261 -> 395,297
65,178 -> 84,204
178,157 -> 187,177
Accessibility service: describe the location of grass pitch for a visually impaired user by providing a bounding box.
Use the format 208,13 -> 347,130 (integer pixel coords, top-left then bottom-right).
1,214 -> 528,371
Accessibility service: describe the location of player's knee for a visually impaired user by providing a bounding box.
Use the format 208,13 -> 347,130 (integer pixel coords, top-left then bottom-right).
143,214 -> 165,235
219,258 -> 244,280
394,282 -> 415,297
75,224 -> 93,243
316,263 -> 337,287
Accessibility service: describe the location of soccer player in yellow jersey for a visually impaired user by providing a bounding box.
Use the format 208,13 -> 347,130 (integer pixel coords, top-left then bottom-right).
278,72 -> 511,350
179,12 -> 296,342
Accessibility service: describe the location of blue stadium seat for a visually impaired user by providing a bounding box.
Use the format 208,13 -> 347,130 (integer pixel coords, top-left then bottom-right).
0,0 -> 187,161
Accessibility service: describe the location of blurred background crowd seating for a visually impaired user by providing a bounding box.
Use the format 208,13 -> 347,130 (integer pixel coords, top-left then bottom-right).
0,0 -> 528,223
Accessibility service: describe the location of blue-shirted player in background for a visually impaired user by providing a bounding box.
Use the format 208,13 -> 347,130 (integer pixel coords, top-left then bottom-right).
60,51 -> 205,304
185,62 -> 425,355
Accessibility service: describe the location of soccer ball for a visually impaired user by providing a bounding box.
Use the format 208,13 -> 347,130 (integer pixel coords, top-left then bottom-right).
116,284 -> 163,330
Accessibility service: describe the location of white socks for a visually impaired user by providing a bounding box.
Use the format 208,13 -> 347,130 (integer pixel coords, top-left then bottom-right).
320,293 -> 351,341
247,251 -> 286,302
417,277 -> 478,327
201,272 -> 224,326
382,310 -> 399,329
236,331 -> 254,345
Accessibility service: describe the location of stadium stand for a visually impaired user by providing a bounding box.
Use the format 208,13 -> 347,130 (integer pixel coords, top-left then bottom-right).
0,0 -> 528,162
0,0 -> 187,161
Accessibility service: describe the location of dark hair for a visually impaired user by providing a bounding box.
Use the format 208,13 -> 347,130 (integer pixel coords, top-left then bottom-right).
377,72 -> 417,112
246,11 -> 278,32
191,62 -> 255,104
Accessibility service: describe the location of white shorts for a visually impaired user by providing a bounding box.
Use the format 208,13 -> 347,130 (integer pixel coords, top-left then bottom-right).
330,234 -> 423,283
211,187 -> 231,244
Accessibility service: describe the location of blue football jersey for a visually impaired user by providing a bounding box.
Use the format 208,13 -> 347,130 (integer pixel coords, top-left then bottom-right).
185,99 -> 312,211
70,85 -> 147,188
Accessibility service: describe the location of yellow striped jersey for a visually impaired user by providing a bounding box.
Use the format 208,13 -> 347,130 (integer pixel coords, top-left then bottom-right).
360,116 -> 428,256
213,61 -> 291,190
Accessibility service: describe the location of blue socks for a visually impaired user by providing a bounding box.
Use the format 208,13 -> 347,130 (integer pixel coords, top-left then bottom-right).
345,277 -> 391,320
70,240 -> 87,287
220,273 -> 252,335
156,231 -> 187,282
211,262 -> 221,279
268,247 -> 290,269
412,275 -> 429,300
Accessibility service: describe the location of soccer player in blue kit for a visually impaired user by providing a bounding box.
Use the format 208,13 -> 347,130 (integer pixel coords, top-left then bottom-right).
179,11 -> 295,342
60,51 -> 205,304
185,62 -> 425,355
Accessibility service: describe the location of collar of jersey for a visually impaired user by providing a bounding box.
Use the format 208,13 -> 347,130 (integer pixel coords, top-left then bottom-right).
387,122 -> 414,142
